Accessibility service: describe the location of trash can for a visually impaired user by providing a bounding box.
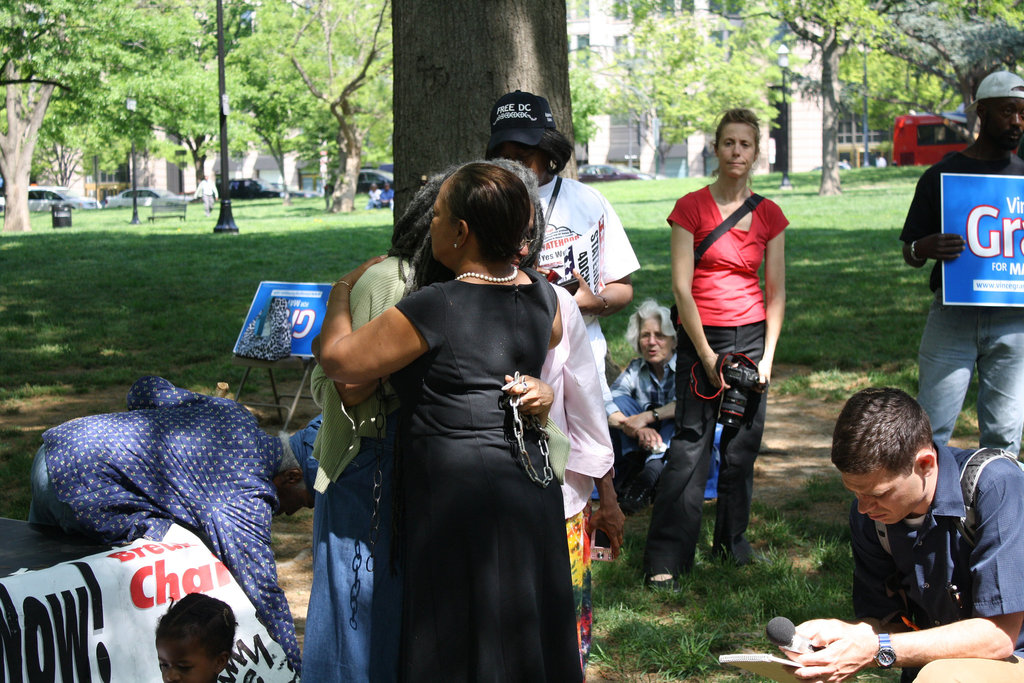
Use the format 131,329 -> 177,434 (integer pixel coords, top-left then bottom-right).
51,203 -> 72,229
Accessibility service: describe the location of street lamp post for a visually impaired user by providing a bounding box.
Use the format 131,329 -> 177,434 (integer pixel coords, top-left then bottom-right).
213,0 -> 238,233
862,44 -> 870,167
126,97 -> 140,224
776,45 -> 793,190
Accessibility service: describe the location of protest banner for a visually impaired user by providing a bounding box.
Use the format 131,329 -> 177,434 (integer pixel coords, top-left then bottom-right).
0,522 -> 297,682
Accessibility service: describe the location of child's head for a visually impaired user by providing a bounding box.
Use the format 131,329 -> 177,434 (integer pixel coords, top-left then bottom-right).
155,593 -> 237,683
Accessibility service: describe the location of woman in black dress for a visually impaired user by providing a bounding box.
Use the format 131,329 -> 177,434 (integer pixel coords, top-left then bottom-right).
318,162 -> 582,682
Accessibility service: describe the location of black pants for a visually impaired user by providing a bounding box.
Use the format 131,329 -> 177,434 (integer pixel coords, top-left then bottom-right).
643,321 -> 766,576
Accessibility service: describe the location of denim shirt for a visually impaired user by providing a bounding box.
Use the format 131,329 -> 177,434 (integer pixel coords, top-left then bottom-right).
850,444 -> 1024,678
606,354 -> 677,418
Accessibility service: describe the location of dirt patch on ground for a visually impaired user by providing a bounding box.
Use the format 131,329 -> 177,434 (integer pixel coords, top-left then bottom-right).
755,373 -> 841,499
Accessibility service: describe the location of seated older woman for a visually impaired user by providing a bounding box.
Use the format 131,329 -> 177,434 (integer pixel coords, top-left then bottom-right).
605,300 -> 721,514
605,300 -> 677,513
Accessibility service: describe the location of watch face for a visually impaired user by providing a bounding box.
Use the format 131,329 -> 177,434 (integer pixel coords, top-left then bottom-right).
876,647 -> 897,668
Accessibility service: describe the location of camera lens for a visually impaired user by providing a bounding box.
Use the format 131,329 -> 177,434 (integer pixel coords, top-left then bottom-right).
719,388 -> 747,429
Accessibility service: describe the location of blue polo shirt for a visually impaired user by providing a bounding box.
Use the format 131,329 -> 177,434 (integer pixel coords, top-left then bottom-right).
849,444 -> 1024,679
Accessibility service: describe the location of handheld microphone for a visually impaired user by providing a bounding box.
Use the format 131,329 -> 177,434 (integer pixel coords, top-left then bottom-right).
766,616 -> 818,654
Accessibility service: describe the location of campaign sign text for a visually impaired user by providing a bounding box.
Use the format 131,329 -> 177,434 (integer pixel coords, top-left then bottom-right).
234,281 -> 332,357
942,173 -> 1024,306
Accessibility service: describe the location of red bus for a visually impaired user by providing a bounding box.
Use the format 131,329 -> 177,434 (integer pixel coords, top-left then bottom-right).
892,114 -> 969,166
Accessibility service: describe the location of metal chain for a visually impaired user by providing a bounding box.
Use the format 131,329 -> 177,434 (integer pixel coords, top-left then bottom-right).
349,380 -> 388,630
367,379 -> 386,572
349,540 -> 361,629
503,372 -> 553,488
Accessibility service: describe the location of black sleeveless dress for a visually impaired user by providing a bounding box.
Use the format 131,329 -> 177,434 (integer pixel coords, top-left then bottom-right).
392,269 -> 582,682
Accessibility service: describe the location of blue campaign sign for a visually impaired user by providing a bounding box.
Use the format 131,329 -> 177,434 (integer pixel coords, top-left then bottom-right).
942,173 -> 1024,306
233,281 -> 332,358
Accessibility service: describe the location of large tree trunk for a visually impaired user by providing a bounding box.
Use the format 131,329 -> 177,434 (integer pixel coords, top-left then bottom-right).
1,67 -> 56,233
639,107 -> 659,175
818,30 -> 843,197
329,102 -> 366,213
183,136 -> 208,189
271,151 -> 292,206
393,0 -> 572,215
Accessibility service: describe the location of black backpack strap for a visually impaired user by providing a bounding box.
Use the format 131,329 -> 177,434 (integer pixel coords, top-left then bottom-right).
694,193 -> 763,265
955,447 -> 1020,548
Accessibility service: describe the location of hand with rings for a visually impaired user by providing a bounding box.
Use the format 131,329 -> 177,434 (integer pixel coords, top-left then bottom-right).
502,373 -> 554,419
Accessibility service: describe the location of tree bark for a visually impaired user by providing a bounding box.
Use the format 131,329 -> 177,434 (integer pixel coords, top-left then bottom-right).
329,100 -> 366,213
393,0 -> 572,215
1,65 -> 56,233
818,30 -> 843,197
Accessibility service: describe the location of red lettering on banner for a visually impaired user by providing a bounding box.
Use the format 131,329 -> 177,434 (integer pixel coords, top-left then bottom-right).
131,565 -> 154,607
107,541 -> 196,563
216,561 -> 231,585
155,559 -> 183,604
182,565 -> 213,593
108,550 -> 137,563
130,559 -> 233,609
544,237 -> 575,250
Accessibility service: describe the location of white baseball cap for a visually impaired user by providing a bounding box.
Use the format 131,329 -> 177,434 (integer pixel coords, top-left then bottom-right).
966,71 -> 1024,111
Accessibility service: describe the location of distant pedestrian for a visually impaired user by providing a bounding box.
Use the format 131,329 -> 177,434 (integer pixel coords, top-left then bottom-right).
324,182 -> 335,211
366,183 -> 382,209
194,174 -> 218,216
379,181 -> 394,210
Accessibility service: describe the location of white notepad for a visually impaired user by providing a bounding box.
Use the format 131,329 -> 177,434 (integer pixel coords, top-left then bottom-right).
719,653 -> 802,682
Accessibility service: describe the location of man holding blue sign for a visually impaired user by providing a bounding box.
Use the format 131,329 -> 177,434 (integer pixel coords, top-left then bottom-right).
900,71 -> 1024,455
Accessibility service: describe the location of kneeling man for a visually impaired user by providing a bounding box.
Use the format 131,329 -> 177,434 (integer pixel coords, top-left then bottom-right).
788,387 -> 1024,682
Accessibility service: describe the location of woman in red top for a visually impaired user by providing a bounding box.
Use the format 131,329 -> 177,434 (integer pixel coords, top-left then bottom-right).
643,109 -> 787,588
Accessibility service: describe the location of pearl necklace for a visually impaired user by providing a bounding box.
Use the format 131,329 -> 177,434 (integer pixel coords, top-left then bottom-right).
454,265 -> 518,283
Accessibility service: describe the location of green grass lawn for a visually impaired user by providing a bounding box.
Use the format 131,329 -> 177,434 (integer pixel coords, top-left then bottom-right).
1,169 -> 931,681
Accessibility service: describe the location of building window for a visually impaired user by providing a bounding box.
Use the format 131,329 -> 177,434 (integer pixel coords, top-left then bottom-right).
567,0 -> 589,20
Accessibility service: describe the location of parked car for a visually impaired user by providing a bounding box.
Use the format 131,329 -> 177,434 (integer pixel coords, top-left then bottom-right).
228,178 -> 282,199
811,160 -> 853,171
357,168 -> 393,194
27,187 -> 100,211
577,164 -> 654,182
104,188 -> 188,208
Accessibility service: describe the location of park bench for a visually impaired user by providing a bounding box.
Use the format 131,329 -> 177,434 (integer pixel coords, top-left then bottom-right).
148,202 -> 187,222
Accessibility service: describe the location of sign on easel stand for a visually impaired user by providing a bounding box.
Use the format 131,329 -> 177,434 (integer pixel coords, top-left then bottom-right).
942,173 -> 1024,306
233,281 -> 332,358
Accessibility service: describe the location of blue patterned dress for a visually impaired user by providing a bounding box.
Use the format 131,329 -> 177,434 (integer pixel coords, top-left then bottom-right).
35,376 -> 300,670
